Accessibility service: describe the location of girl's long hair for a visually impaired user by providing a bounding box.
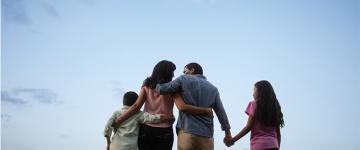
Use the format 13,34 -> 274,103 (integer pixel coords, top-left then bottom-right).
143,60 -> 176,89
254,80 -> 284,128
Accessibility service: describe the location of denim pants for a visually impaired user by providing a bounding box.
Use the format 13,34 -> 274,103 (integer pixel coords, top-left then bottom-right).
138,124 -> 174,150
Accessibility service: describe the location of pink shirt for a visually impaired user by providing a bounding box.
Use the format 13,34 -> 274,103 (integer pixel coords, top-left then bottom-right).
143,86 -> 174,128
246,100 -> 279,150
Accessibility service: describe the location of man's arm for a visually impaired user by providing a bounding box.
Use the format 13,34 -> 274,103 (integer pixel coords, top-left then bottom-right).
155,76 -> 182,94
172,93 -> 213,116
212,90 -> 232,146
112,87 -> 146,129
212,90 -> 231,130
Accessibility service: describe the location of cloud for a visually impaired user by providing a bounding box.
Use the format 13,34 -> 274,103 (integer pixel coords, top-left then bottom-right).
57,133 -> 71,139
1,91 -> 27,104
77,0 -> 96,5
41,1 -> 60,18
1,114 -> 12,121
189,0 -> 217,4
2,0 -> 61,25
109,81 -> 126,99
1,0 -> 32,24
1,88 -> 62,105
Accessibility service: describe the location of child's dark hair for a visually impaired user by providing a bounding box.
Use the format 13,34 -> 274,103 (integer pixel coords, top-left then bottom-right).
143,60 -> 176,89
123,91 -> 138,106
185,62 -> 203,75
254,80 -> 284,128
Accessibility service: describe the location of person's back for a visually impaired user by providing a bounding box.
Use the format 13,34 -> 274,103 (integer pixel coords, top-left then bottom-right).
104,107 -> 162,150
156,62 -> 231,150
174,74 -> 223,137
225,80 -> 284,150
180,75 -> 218,107
142,86 -> 174,128
246,100 -> 279,150
156,63 -> 230,138
103,91 -> 167,150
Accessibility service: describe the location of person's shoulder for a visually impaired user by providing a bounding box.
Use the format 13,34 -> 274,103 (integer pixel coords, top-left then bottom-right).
181,74 -> 201,81
177,74 -> 188,79
134,110 -> 145,116
115,107 -> 124,112
112,110 -> 122,117
171,75 -> 190,83
248,100 -> 256,107
203,79 -> 218,90
118,106 -> 132,113
141,86 -> 149,92
245,100 -> 256,116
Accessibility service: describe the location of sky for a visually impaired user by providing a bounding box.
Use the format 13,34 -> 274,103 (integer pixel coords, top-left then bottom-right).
1,0 -> 360,150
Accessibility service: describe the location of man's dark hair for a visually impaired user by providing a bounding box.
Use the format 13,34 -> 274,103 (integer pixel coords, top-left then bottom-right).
123,91 -> 138,106
185,62 -> 203,75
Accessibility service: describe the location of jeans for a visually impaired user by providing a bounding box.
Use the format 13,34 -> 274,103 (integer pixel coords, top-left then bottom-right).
138,124 -> 174,150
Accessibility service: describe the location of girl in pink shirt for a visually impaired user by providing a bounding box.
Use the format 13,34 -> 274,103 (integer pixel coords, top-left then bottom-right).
226,80 -> 284,150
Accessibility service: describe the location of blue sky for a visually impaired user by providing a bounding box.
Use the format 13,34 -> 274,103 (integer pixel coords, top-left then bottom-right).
1,0 -> 359,150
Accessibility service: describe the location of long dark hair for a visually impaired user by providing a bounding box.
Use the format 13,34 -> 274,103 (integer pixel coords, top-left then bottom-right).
143,60 -> 176,89
254,80 -> 284,128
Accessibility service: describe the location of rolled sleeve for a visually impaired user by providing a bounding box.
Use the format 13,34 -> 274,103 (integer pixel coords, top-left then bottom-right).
137,111 -> 162,124
103,112 -> 118,137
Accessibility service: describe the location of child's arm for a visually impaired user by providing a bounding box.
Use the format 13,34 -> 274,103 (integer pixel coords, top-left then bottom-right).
137,111 -> 175,124
172,93 -> 213,116
104,112 -> 117,137
277,126 -> 281,147
137,111 -> 162,124
112,87 -> 146,129
227,115 -> 255,146
104,112 -> 117,150
105,136 -> 111,150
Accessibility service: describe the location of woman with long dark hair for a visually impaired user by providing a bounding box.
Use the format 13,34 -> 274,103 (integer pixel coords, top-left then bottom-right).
226,80 -> 284,150
113,60 -> 212,150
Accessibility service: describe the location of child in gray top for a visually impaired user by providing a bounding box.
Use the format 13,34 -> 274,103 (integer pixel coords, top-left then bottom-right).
104,91 -> 174,150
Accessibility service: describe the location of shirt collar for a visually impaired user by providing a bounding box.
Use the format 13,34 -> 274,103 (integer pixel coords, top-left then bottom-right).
193,74 -> 206,79
121,105 -> 130,110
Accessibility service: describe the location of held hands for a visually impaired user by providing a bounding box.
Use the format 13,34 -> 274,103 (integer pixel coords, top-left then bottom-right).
224,137 -> 235,147
223,131 -> 234,147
